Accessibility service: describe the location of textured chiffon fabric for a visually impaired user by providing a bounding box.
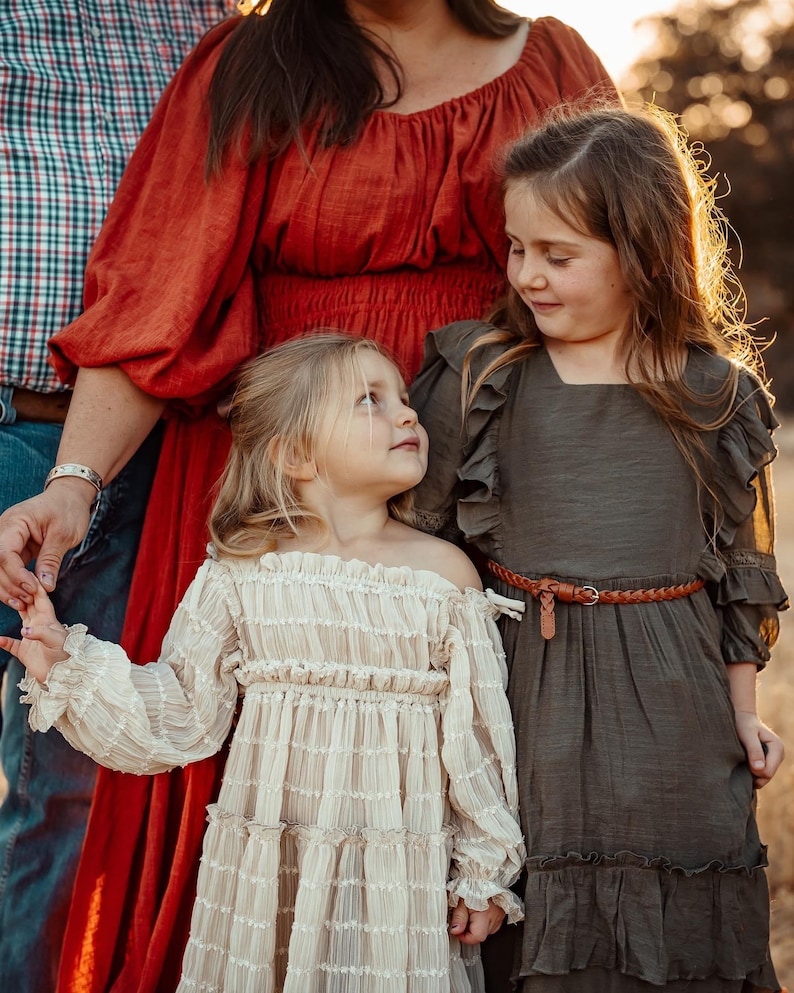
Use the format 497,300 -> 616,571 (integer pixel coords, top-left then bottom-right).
22,552 -> 526,992
45,19 -> 616,992
411,323 -> 788,992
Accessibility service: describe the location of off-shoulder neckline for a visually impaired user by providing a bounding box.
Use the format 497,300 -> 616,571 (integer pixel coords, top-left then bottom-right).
221,548 -> 466,594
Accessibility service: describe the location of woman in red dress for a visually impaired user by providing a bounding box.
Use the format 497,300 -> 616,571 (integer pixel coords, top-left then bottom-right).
0,2 -> 616,990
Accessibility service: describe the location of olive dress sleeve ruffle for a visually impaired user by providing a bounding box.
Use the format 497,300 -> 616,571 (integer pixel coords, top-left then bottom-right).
411,321 -> 516,559
688,351 -> 789,667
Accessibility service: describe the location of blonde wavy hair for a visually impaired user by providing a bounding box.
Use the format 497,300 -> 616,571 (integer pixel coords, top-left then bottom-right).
210,333 -> 415,558
467,103 -> 768,489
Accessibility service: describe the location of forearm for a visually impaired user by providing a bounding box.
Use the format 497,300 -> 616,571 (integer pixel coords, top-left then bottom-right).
55,365 -> 165,488
726,661 -> 758,714
21,629 -> 237,775
0,367 -> 166,597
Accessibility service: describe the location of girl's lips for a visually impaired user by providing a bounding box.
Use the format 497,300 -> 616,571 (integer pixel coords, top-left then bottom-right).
393,438 -> 420,451
529,300 -> 560,311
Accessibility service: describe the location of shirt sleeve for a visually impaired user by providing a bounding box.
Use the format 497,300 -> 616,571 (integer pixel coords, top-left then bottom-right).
19,559 -> 242,774
532,16 -> 620,106
440,589 -> 526,922
48,19 -> 270,411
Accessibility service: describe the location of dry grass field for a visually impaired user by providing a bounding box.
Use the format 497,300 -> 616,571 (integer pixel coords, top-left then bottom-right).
759,418 -> 794,986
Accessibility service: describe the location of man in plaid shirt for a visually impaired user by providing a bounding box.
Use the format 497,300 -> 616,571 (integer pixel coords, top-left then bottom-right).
0,4 -> 235,989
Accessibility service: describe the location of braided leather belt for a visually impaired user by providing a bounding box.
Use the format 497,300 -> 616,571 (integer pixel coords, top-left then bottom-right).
485,560 -> 705,640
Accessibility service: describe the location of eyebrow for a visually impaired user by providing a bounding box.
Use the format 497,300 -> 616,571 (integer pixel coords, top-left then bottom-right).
361,374 -> 406,390
505,229 -> 581,250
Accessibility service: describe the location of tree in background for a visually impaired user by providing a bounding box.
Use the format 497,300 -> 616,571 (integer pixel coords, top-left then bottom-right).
623,0 -> 794,402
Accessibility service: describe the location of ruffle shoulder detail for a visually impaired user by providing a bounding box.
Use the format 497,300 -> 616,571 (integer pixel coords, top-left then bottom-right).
686,352 -> 788,661
424,321 -> 518,550
692,354 -> 778,547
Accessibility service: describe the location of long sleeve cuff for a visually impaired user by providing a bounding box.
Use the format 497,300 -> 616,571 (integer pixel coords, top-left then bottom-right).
447,871 -> 524,923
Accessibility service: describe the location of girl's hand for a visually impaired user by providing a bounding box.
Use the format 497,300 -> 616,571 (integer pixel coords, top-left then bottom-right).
448,898 -> 506,945
734,710 -> 784,789
0,578 -> 69,683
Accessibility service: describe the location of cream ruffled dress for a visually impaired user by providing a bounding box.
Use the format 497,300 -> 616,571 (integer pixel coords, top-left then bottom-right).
21,550 -> 526,993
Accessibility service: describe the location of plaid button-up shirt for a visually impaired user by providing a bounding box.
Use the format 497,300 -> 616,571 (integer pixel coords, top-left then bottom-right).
0,0 -> 235,394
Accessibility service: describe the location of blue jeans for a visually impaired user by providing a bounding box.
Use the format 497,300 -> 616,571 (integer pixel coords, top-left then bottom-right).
0,419 -> 161,992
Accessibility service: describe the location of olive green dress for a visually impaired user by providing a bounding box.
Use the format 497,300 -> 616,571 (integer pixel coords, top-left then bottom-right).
411,322 -> 788,992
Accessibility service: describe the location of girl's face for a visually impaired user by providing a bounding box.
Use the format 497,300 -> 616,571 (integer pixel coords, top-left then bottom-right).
504,182 -> 634,351
313,351 -> 428,500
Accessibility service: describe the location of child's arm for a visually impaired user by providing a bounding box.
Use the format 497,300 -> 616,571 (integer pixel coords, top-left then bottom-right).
0,560 -> 241,775
441,590 -> 526,938
727,661 -> 784,788
706,370 -> 787,787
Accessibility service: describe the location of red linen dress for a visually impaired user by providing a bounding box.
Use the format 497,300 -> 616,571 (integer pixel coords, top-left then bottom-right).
49,17 -> 615,993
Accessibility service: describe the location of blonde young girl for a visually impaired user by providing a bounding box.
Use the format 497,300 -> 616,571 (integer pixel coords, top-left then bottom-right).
1,334 -> 525,993
411,106 -> 787,992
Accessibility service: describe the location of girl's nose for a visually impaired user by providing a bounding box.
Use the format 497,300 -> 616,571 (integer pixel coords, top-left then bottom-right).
518,261 -> 547,290
398,403 -> 418,426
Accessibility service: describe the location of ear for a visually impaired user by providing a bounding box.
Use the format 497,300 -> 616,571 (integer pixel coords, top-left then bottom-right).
267,435 -> 315,481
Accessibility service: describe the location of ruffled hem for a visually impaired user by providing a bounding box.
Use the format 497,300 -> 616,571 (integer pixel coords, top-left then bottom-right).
186,806 -> 465,991
447,876 -> 524,924
518,847 -> 778,987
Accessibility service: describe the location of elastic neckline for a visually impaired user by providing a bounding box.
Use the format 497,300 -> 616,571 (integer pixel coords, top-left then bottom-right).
374,18 -> 533,121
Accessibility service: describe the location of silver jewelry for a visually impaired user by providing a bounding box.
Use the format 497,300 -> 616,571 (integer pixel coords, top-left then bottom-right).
44,463 -> 103,513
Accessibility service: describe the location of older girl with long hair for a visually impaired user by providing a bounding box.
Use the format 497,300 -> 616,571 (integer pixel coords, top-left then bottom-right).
412,104 -> 787,991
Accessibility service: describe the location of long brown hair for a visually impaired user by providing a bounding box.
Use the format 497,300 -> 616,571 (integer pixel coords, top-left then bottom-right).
466,103 -> 767,499
206,0 -> 523,173
210,333 -> 415,558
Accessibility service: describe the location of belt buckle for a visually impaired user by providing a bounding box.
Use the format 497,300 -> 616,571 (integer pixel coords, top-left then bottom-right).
581,585 -> 600,605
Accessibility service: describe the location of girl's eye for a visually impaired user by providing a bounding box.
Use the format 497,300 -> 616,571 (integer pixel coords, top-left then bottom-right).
509,244 -> 524,257
548,256 -> 571,266
357,392 -> 377,407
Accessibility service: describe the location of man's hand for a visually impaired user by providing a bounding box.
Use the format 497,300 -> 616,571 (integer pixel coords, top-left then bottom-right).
0,481 -> 95,603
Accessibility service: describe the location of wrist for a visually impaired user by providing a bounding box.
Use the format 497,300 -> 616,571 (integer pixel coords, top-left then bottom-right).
44,463 -> 103,513
42,474 -> 100,512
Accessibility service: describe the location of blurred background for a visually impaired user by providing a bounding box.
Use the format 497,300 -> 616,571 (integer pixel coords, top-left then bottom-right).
506,0 -> 794,980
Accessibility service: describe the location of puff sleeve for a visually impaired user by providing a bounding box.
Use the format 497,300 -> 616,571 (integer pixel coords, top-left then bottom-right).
19,558 -> 242,773
48,20 -> 270,411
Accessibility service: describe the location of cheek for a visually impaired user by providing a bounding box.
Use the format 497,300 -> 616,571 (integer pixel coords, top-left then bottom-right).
505,255 -> 522,290
416,426 -> 430,464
